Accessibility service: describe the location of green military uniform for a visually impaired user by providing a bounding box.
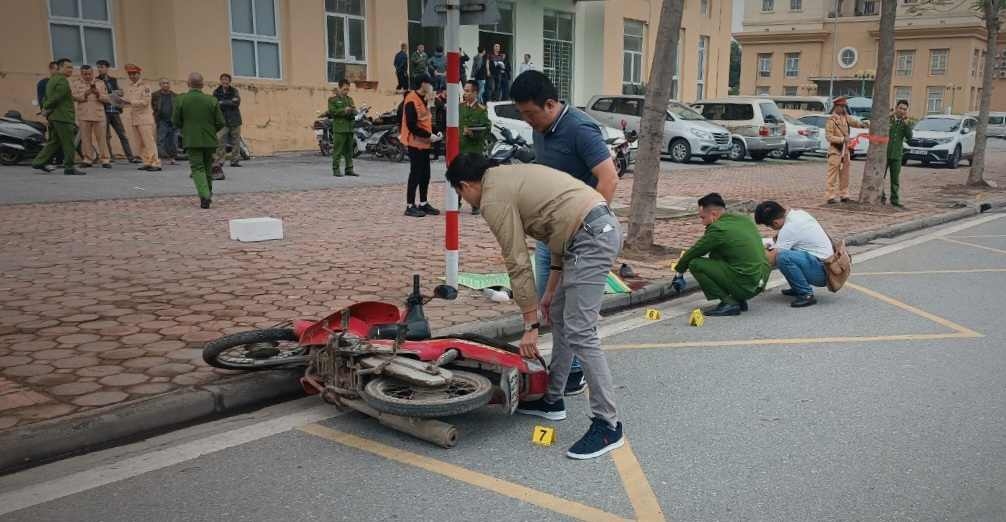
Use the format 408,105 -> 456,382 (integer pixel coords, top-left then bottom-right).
328,93 -> 356,176
459,101 -> 491,155
886,116 -> 914,206
676,213 -> 771,305
410,51 -> 428,87
172,88 -> 226,200
32,73 -> 76,172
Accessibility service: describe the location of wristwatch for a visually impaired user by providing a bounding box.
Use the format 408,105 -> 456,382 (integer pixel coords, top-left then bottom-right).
523,322 -> 540,333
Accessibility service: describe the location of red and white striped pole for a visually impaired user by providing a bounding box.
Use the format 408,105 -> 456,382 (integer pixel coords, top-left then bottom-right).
444,0 -> 461,289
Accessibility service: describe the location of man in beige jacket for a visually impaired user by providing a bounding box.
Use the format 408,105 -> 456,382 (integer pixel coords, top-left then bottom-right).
72,65 -> 111,168
120,64 -> 161,171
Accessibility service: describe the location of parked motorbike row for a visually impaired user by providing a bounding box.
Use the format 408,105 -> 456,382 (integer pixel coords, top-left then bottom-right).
314,105 -> 406,163
0,111 -> 61,165
488,123 -> 635,178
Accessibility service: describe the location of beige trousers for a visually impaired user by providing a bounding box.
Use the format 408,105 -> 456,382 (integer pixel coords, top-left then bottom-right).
825,149 -> 851,200
78,120 -> 111,165
127,123 -> 160,168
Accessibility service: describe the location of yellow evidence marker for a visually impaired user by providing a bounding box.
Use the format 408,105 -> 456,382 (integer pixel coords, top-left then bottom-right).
689,308 -> 705,327
532,425 -> 555,447
644,309 -> 662,320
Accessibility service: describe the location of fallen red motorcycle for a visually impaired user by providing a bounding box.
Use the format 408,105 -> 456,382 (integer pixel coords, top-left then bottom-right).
202,275 -> 548,447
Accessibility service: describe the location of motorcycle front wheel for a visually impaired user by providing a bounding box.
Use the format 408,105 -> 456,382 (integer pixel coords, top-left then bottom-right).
202,328 -> 308,370
361,370 -> 493,418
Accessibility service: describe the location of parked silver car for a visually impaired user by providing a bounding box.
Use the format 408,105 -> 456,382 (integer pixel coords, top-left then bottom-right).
769,114 -> 820,160
585,95 -> 732,163
689,97 -> 787,161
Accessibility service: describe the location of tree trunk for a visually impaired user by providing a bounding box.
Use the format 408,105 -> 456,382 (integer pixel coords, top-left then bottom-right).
625,0 -> 685,251
968,0 -> 1001,187
858,0 -> 898,205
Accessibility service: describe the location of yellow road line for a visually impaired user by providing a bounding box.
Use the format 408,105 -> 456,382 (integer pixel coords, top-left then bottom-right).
940,237 -> 1006,255
951,235 -> 1006,238
855,268 -> 1006,276
298,423 -> 631,522
844,282 -> 983,337
604,332 -> 973,352
611,440 -> 667,522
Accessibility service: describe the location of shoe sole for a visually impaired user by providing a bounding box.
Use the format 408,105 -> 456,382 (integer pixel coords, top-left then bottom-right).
563,385 -> 588,397
515,408 -> 567,421
566,437 -> 625,460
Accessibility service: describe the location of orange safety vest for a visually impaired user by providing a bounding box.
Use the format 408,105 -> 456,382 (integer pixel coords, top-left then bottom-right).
400,90 -> 432,150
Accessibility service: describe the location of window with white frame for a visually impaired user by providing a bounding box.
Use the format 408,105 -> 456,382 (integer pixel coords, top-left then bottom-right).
895,50 -> 914,76
839,47 -> 858,69
926,86 -> 943,113
700,0 -> 710,16
671,32 -> 682,99
326,0 -> 366,82
784,86 -> 798,96
696,35 -> 709,100
48,0 -> 116,66
790,0 -> 803,10
784,53 -> 800,77
758,53 -> 772,77
929,49 -> 948,75
971,49 -> 980,78
622,20 -> 645,94
230,0 -> 281,79
756,86 -> 771,96
894,86 -> 911,105
762,0 -> 775,12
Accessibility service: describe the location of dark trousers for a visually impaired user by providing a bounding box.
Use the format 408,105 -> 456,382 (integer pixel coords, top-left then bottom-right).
106,112 -> 134,159
406,146 -> 431,206
396,70 -> 408,90
33,121 -> 75,170
156,120 -> 178,159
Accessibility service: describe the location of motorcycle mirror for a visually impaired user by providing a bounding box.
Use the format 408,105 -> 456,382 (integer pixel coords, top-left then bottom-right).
433,285 -> 458,301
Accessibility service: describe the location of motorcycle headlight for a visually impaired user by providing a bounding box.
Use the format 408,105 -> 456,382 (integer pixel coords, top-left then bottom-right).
690,128 -> 711,140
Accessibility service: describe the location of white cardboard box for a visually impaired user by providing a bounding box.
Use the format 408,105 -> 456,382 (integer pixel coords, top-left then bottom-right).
229,217 -> 284,242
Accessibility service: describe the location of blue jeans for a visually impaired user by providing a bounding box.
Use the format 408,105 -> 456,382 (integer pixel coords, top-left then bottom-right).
776,249 -> 827,297
535,241 -> 583,373
477,80 -> 486,104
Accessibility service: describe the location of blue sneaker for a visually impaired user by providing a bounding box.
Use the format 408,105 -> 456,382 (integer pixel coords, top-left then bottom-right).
516,397 -> 567,421
567,418 -> 624,460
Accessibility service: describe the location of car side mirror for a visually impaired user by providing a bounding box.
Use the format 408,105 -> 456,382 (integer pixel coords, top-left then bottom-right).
433,285 -> 458,301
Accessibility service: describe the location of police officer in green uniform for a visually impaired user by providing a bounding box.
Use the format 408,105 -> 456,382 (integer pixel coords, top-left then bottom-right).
328,79 -> 357,177
887,99 -> 914,208
32,58 -> 85,176
672,193 -> 770,317
458,80 -> 492,214
173,72 -> 226,209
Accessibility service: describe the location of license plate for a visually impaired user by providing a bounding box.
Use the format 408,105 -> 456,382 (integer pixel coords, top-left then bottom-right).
910,148 -> 925,155
314,129 -> 324,136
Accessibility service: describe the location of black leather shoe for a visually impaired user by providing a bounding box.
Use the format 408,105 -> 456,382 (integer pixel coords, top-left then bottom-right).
101,163 -> 112,169
147,166 -> 162,172
826,199 -> 838,205
199,198 -> 211,209
791,295 -> 817,308
230,161 -> 241,167
739,300 -> 748,312
64,168 -> 86,175
345,171 -> 359,177
841,197 -> 851,203
137,165 -> 150,171
32,164 -> 55,173
703,302 -> 742,316
781,288 -> 799,297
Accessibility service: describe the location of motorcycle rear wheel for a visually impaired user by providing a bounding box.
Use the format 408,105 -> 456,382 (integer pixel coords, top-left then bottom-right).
202,328 -> 307,370
361,370 -> 493,418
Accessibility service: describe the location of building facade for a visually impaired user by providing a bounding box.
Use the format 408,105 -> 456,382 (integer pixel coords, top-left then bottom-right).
1,0 -> 732,155
734,0 -> 1006,119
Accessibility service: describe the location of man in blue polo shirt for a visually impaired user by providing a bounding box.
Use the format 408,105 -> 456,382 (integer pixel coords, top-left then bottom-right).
509,71 -> 619,397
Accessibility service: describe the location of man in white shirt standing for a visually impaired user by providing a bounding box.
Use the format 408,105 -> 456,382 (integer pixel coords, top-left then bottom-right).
517,54 -> 535,76
755,201 -> 834,308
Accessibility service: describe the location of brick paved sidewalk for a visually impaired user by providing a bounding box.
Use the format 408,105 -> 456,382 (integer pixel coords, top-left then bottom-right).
1,154 -> 1003,432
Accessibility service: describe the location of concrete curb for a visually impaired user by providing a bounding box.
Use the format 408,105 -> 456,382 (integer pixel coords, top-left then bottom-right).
3,199 -> 1003,474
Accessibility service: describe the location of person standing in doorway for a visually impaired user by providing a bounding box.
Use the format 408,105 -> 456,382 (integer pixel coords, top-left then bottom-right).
400,75 -> 442,218
509,70 -> 619,396
471,47 -> 488,104
32,58 -> 84,176
394,43 -> 409,92
430,46 -> 447,91
328,79 -> 357,177
824,96 -> 866,204
71,64 -> 112,169
410,44 -> 429,91
213,73 -> 242,176
517,53 -> 535,76
173,72 -> 226,209
96,59 -> 135,162
120,64 -> 161,171
886,100 -> 914,209
489,44 -> 511,101
151,78 -> 178,165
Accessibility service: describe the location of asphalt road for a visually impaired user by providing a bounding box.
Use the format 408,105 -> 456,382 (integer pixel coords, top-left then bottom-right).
1,213 -> 1005,521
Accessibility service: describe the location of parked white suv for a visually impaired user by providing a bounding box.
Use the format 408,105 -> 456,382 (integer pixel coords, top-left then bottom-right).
486,101 -> 630,148
796,113 -> 870,159
904,114 -> 978,168
689,97 -> 787,161
584,95 -> 732,163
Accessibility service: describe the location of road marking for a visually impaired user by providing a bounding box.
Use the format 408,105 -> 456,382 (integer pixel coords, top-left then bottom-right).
844,282 -> 982,337
940,237 -> 1006,255
611,440 -> 666,522
855,268 -> 1006,276
298,423 -> 630,522
0,404 -> 337,517
604,332 -> 973,352
951,234 -> 1006,238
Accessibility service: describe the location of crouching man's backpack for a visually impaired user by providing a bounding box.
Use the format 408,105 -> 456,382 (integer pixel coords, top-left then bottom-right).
823,236 -> 852,292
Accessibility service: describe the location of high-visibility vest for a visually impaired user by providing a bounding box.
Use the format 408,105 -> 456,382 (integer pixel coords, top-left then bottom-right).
400,90 -> 432,150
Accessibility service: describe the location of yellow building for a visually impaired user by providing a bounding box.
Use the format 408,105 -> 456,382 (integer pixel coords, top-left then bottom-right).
1,0 -> 732,156
734,0 -> 1006,119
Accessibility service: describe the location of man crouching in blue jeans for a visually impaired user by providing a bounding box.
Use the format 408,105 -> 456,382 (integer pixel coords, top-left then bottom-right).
447,154 -> 624,460
755,201 -> 834,308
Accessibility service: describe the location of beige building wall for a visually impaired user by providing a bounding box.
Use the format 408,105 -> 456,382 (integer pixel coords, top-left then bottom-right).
735,1 -> 1005,119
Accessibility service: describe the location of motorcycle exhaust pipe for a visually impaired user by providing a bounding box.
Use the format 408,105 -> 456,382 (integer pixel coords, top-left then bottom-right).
340,398 -> 458,448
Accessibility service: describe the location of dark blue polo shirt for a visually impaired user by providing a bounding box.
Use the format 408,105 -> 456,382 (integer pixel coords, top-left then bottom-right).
532,104 -> 611,188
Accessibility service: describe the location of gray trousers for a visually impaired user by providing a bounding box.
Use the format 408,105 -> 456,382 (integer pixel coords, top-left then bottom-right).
546,207 -> 622,427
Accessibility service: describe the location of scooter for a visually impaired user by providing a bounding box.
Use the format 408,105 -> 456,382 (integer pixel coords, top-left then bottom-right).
315,105 -> 372,157
608,121 -> 637,178
0,111 -> 46,165
202,274 -> 549,448
489,125 -> 535,164
353,106 -> 406,162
